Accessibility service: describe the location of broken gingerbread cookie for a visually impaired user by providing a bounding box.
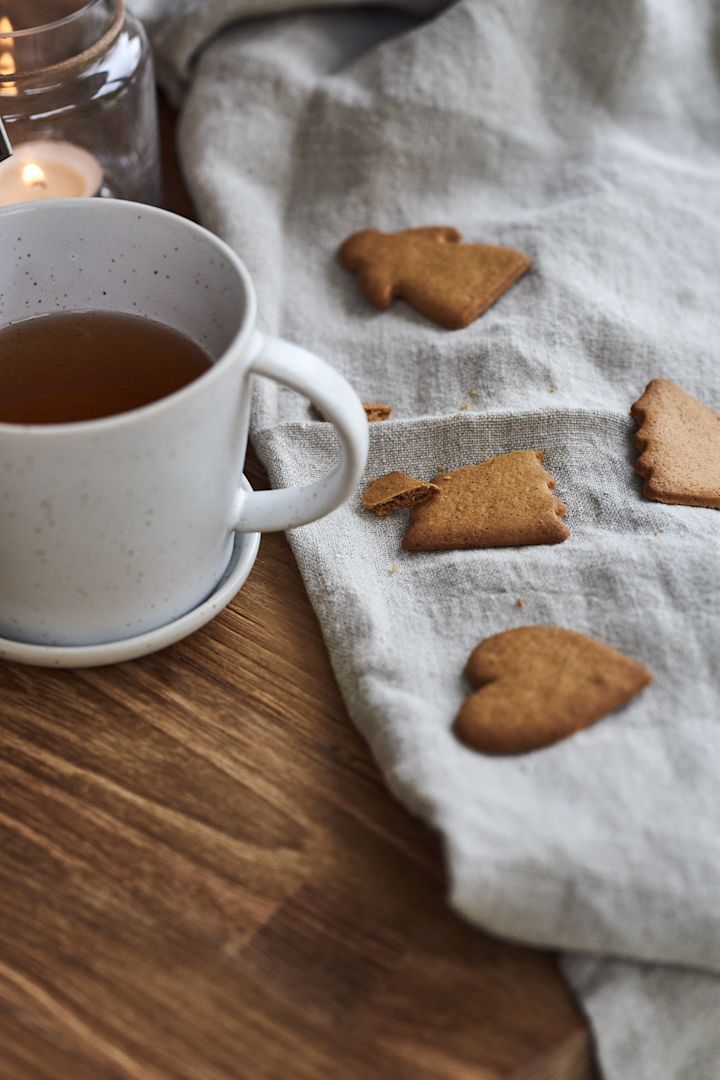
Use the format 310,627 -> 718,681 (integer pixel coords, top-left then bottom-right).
631,379 -> 720,508
403,451 -> 569,550
456,626 -> 652,754
340,226 -> 531,330
362,471 -> 440,517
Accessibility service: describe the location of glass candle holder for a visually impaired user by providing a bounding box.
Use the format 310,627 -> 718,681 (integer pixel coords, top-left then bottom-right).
0,0 -> 160,206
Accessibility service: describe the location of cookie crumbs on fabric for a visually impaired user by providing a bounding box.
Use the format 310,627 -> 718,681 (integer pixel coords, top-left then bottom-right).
548,386 -> 558,394
468,388 -> 479,399
458,402 -> 471,411
388,564 -> 399,575
515,598 -> 525,608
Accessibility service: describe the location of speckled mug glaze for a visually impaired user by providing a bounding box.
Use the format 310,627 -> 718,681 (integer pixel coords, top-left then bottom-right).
0,199 -> 368,647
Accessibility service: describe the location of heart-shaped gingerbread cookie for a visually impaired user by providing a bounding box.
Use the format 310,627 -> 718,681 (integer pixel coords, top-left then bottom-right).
456,627 -> 651,754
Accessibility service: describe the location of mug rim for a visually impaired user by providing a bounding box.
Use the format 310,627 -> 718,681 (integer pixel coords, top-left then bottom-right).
0,197 -> 258,437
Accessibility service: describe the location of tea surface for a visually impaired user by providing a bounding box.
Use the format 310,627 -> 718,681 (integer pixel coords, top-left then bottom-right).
0,310 -> 212,424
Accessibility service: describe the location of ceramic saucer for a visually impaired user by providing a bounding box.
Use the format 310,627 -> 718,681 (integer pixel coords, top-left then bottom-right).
0,475 -> 261,669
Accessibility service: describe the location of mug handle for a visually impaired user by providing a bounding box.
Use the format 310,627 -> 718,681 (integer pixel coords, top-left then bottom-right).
232,330 -> 369,532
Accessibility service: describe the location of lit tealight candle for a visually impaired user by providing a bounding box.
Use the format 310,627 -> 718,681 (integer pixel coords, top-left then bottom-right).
0,14 -> 17,97
0,140 -> 103,206
0,14 -> 104,204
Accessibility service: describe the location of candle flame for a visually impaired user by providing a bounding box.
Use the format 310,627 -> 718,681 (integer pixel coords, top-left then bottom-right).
22,162 -> 47,189
0,16 -> 15,96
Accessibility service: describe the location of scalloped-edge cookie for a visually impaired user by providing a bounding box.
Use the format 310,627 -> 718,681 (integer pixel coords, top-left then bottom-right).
340,226 -> 531,330
403,451 -> 569,551
456,626 -> 652,754
631,379 -> 720,508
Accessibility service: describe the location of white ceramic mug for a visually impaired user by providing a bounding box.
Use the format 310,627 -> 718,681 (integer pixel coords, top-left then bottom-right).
0,198 -> 368,648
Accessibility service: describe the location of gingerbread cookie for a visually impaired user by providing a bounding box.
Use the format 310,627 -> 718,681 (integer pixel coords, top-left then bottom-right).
631,379 -> 720,508
364,403 -> 392,422
403,451 -> 569,551
456,627 -> 652,754
340,227 -> 531,330
362,471 -> 440,517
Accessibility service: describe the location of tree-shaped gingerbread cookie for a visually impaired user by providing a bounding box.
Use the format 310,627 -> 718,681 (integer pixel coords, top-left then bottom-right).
340,227 -> 531,330
631,379 -> 720,507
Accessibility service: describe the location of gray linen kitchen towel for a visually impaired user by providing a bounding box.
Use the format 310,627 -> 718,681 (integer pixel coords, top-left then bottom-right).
133,1 -> 720,1075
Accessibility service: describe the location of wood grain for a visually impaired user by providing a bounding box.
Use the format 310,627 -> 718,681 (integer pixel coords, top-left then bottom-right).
0,96 -> 596,1080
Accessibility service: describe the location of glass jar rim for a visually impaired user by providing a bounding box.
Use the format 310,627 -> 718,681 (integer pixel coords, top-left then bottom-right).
0,0 -> 124,85
2,1 -> 109,39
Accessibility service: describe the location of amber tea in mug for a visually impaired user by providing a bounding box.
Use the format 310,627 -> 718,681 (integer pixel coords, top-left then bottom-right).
0,310 -> 213,425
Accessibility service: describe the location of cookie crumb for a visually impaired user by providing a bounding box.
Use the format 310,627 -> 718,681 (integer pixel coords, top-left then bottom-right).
317,402 -> 393,423
515,597 -> 525,608
363,402 -> 392,422
458,402 -> 471,412
468,388 -> 479,399
388,564 -> 398,575
548,386 -> 557,394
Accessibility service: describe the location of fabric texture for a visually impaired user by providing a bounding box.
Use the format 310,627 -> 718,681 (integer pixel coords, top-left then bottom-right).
134,1 -> 720,1074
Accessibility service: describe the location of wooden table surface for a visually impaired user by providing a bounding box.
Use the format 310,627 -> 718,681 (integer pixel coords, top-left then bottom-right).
0,100 -> 596,1080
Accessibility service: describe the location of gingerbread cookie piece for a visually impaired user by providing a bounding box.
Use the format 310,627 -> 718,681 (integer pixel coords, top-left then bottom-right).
340,227 -> 531,330
364,402 -> 392,422
403,451 -> 569,551
631,379 -> 720,508
362,471 -> 440,517
456,627 -> 652,754
314,402 -> 393,423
